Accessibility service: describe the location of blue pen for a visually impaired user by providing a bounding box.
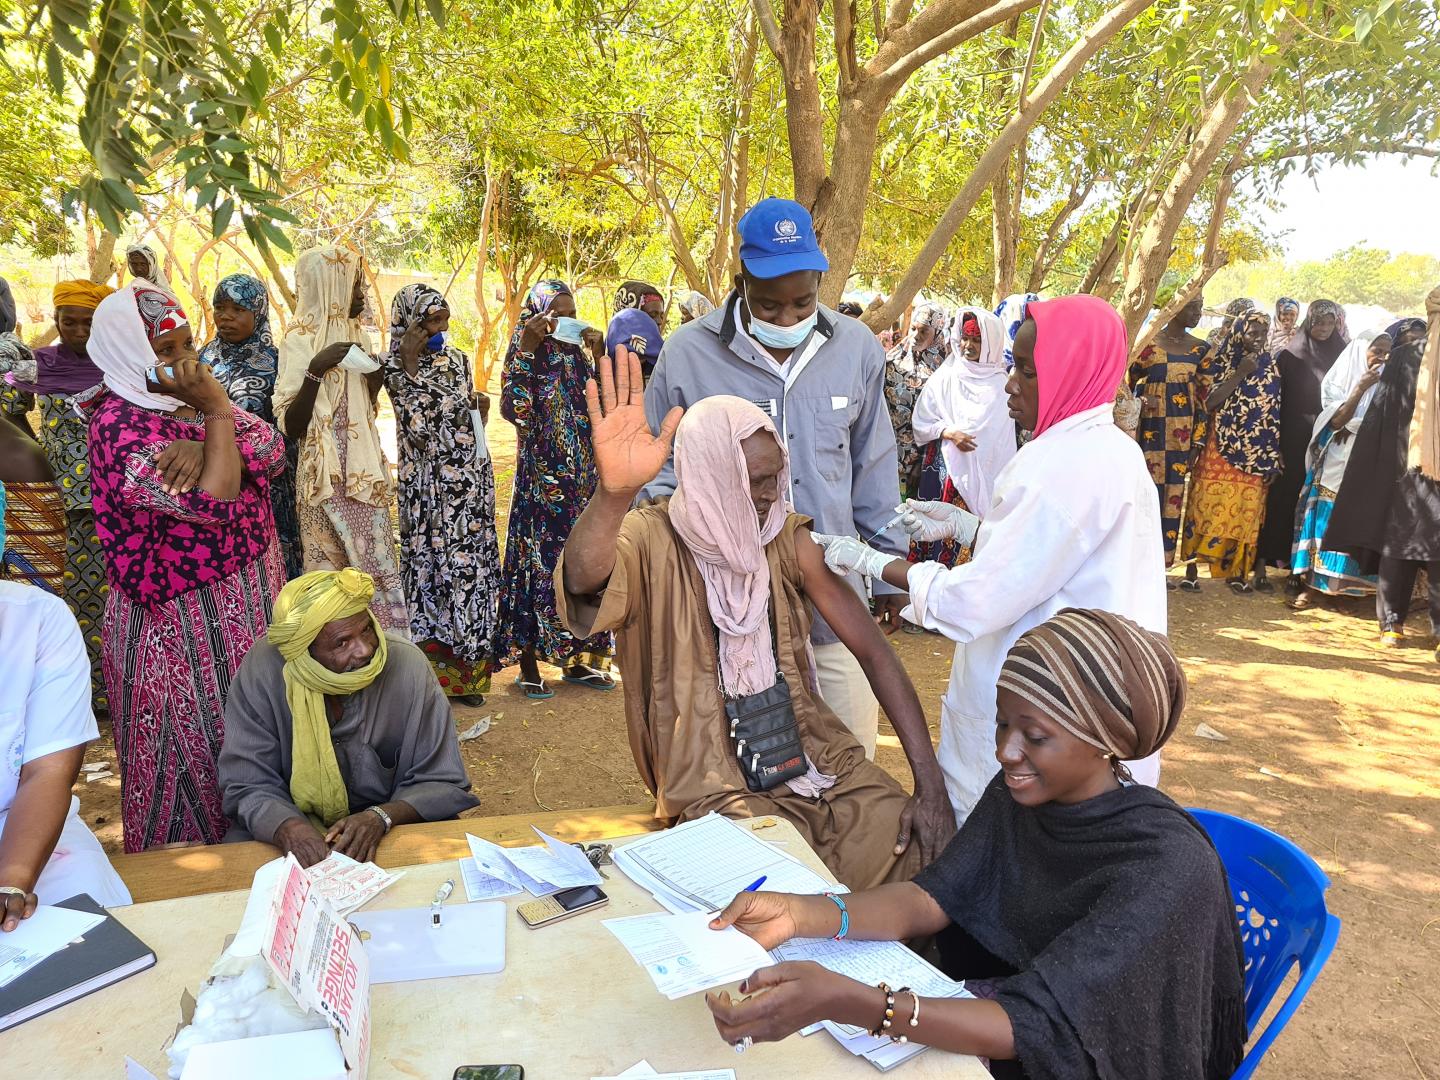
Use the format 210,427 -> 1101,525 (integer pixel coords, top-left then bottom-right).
743,875 -> 767,892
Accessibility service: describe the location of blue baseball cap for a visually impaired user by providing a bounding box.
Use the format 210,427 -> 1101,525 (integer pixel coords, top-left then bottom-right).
737,198 -> 829,279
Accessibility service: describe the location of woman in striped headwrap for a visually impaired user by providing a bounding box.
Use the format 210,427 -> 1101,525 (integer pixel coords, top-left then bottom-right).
706,608 -> 1246,1080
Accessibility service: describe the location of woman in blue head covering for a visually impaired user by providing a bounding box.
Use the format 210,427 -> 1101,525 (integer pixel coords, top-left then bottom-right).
199,273 -> 302,578
497,280 -> 615,698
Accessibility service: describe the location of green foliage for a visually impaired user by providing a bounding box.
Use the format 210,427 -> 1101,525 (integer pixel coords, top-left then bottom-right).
1212,245 -> 1440,314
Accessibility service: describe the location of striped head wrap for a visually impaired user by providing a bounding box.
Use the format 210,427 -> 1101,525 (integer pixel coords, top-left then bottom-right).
997,608 -> 1186,764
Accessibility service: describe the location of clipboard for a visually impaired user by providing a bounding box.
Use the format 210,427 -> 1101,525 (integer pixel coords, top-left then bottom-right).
349,901 -> 506,984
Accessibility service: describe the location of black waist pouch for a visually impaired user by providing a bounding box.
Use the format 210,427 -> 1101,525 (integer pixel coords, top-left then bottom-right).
725,675 -> 807,792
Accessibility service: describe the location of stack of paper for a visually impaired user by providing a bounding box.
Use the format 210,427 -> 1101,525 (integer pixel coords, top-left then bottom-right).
303,853 -> 403,916
603,911 -> 772,999
773,936 -> 973,1071
613,814 -> 838,913
0,905 -> 107,989
461,828 -> 604,901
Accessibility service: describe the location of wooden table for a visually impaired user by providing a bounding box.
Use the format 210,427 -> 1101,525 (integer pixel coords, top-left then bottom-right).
4,818 -> 988,1080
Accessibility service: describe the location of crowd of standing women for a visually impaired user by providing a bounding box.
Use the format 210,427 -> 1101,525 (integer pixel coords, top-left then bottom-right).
0,247 -> 710,853
876,284 -> 1440,653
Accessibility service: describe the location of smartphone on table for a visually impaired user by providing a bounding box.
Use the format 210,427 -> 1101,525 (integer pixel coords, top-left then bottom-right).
516,884 -> 608,928
453,1068 -> 523,1080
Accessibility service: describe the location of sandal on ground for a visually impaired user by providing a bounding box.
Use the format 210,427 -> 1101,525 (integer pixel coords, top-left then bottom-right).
1288,591 -> 1314,611
1177,578 -> 1201,592
901,620 -> 926,635
456,693 -> 487,707
514,676 -> 554,699
1253,577 -> 1275,593
1166,579 -> 1179,591
1227,579 -> 1253,594
1378,630 -> 1404,649
561,666 -> 617,690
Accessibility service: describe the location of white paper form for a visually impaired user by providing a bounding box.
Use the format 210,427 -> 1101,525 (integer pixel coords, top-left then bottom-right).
595,1072 -> 735,1080
462,832 -> 575,898
505,826 -> 605,890
462,835 -> 526,901
305,852 -> 404,916
0,904 -> 107,988
603,911 -> 772,999
615,814 -> 835,912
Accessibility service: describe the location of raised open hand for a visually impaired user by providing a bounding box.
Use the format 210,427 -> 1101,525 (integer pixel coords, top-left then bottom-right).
584,343 -> 683,495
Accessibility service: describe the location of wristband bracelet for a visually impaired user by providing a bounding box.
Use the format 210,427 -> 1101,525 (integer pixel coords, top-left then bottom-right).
367,805 -> 393,832
304,369 -> 325,384
824,891 -> 849,940
204,411 -> 235,423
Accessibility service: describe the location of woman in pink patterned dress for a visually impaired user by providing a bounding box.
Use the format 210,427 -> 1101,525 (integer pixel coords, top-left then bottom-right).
86,284 -> 286,852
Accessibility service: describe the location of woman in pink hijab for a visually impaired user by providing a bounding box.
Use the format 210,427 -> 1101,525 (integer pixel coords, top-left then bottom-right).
817,295 -> 1168,823
556,347 -> 956,883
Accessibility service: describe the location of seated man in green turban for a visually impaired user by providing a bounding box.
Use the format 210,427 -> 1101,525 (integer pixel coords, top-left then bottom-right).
218,568 -> 478,867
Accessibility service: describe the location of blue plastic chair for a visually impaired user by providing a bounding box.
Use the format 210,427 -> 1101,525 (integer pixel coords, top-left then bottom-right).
1189,808 -> 1342,1080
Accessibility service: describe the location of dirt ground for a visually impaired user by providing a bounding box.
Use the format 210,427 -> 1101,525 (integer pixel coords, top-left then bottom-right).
71,378 -> 1439,1077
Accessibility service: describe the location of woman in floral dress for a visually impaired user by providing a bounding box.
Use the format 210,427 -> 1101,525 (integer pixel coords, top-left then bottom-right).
497,280 -> 614,699
86,283 -> 285,851
882,302 -> 950,499
1131,295 -> 1208,568
384,283 -> 501,705
199,273 -> 302,578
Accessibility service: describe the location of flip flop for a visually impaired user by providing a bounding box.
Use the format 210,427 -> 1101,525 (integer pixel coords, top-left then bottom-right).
514,676 -> 554,700
1253,578 -> 1275,593
1228,580 -> 1253,594
1166,579 -> 1179,591
561,668 -> 616,691
1177,578 -> 1201,592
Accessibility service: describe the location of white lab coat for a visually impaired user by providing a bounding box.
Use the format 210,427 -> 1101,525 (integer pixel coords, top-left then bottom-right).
903,405 -> 1167,823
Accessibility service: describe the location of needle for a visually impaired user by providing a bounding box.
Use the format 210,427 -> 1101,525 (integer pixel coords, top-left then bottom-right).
862,512 -> 905,546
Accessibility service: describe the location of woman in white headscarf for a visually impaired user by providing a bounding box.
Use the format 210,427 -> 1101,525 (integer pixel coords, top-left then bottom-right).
124,242 -> 172,292
274,246 -> 408,633
912,306 -> 1018,524
1289,330 -> 1391,609
84,283 -> 286,851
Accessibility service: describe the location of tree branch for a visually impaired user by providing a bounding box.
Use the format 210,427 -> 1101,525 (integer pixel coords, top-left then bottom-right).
866,0 -> 1154,329
870,0 -> 1038,95
750,0 -> 783,57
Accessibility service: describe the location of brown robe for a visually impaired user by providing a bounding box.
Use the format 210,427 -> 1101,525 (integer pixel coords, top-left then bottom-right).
556,503 -> 920,890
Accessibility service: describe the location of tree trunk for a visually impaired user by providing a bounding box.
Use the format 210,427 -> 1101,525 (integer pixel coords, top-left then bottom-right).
991,165 -> 1018,305
1079,204 -> 1129,295
815,94 -> 885,306
258,241 -> 298,313
473,166 -> 499,386
708,9 -> 759,301
866,0 -> 1155,331
1117,39 -> 1288,339
770,0 -> 827,206
88,232 -> 117,284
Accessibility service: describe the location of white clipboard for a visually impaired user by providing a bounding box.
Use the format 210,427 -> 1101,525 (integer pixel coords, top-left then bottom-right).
349,901 -> 506,983
470,409 -> 490,461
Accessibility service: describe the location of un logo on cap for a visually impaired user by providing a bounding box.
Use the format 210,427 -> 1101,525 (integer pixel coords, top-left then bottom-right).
775,219 -> 798,238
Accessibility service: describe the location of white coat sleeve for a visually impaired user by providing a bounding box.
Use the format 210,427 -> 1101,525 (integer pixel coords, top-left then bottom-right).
905,478 -> 1091,643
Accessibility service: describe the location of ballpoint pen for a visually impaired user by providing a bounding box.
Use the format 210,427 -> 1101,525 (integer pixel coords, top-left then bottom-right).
709,875 -> 768,916
431,878 -> 455,927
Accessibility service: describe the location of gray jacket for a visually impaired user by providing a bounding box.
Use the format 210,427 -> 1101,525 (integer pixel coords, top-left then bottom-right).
643,294 -> 905,645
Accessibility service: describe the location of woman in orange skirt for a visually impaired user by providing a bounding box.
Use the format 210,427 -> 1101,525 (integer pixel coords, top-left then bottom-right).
1181,309 -> 1282,592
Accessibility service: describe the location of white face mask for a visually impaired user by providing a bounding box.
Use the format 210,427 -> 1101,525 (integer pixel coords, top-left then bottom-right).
743,286 -> 817,350
551,316 -> 589,346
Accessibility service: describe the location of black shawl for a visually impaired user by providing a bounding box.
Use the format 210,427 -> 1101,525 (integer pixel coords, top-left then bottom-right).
914,774 -> 1246,1080
1328,339 -> 1440,567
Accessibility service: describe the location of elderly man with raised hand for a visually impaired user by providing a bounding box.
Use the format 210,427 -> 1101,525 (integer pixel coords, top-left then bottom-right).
642,197 -> 907,759
219,569 -> 478,868
558,347 -> 954,886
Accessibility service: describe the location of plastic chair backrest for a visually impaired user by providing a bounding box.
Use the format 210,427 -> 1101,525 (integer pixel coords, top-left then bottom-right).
1188,808 -> 1341,1080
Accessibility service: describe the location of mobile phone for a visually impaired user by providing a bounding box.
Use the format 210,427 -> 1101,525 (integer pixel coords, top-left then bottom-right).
453,1068 -> 523,1080
516,884 -> 608,928
145,365 -> 172,391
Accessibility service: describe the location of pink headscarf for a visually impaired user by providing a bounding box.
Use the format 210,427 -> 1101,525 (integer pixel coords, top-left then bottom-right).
667,396 -> 791,697
1028,294 -> 1128,438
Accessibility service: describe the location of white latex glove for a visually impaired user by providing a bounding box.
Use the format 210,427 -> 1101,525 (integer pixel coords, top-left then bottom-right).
810,533 -> 897,579
899,499 -> 981,546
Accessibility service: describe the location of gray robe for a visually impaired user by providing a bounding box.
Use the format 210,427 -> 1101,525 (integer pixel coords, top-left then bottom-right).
219,634 -> 479,843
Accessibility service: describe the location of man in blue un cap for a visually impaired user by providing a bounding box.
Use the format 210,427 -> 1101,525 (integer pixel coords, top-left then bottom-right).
633,197 -> 947,847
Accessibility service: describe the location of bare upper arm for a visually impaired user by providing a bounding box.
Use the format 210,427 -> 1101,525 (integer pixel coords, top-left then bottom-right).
794,526 -> 890,663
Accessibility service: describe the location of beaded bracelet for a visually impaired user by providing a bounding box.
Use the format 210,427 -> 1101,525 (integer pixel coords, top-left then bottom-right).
869,982 -> 896,1038
892,988 -> 919,1044
304,368 -> 325,384
823,891 -> 849,940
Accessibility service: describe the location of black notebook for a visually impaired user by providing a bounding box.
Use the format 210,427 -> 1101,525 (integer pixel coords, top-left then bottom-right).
0,892 -> 156,1033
